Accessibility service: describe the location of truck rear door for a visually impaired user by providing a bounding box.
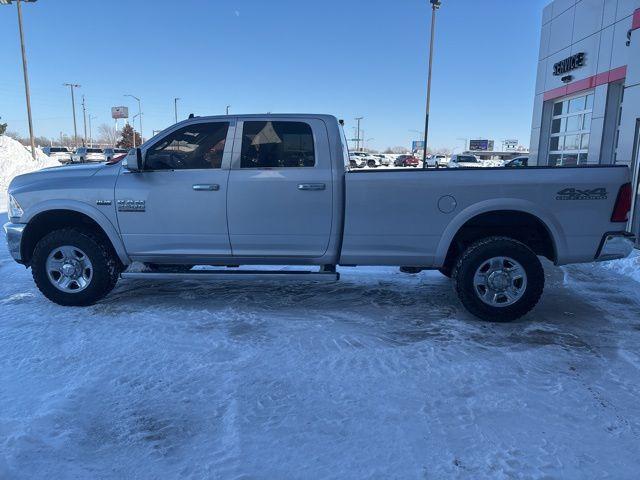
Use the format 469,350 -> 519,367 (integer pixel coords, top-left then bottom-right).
226,118 -> 333,257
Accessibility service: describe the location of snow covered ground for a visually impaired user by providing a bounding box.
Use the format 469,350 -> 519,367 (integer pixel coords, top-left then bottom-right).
1,214 -> 640,478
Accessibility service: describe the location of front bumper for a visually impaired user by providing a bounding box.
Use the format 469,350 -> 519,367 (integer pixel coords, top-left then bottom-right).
3,222 -> 25,263
595,232 -> 636,262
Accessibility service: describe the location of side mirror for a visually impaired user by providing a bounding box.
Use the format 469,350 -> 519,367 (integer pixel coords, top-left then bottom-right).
124,148 -> 143,171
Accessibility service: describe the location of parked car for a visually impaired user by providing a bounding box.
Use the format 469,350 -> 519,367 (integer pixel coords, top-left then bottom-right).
394,154 -> 420,167
349,153 -> 366,168
351,151 -> 380,168
448,154 -> 484,168
505,156 -> 529,168
71,147 -> 105,163
372,154 -> 391,167
433,154 -> 449,167
4,113 -> 634,322
423,155 -> 439,168
103,148 -> 129,162
42,146 -> 72,163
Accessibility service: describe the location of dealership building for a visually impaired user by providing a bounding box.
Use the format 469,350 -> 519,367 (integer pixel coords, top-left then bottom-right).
530,0 -> 640,237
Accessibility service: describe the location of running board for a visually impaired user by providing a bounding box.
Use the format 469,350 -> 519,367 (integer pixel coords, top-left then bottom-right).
121,270 -> 340,282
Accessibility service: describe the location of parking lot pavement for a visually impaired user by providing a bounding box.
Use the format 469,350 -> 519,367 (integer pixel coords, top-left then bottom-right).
1,229 -> 640,478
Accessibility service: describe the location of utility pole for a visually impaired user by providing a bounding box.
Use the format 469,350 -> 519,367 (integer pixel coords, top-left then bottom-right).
226,105 -> 231,115
6,0 -> 39,159
422,0 -> 442,169
355,116 -> 363,152
63,83 -> 80,147
81,95 -> 87,146
174,97 -> 180,124
89,114 -> 97,147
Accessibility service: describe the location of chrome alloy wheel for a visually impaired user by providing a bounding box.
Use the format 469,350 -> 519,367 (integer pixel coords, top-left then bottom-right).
473,256 -> 527,307
45,245 -> 93,293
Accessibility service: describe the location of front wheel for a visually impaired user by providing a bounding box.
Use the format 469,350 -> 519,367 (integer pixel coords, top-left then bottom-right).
31,228 -> 120,306
452,237 -> 544,322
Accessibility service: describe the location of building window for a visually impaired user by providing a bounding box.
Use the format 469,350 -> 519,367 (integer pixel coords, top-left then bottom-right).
613,87 -> 624,164
548,92 -> 593,166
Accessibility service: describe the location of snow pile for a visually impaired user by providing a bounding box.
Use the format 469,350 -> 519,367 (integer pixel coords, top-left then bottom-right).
0,135 -> 61,206
600,249 -> 640,283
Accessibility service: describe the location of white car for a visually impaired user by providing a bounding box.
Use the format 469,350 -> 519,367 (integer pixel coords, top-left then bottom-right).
350,151 -> 380,168
42,146 -> 72,163
434,154 -> 449,167
349,153 -> 366,168
448,154 -> 484,168
103,148 -> 129,161
423,155 -> 439,168
372,154 -> 391,167
71,147 -> 105,163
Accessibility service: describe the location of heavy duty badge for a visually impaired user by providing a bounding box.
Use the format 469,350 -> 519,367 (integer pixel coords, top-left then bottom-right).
117,199 -> 146,212
556,187 -> 607,200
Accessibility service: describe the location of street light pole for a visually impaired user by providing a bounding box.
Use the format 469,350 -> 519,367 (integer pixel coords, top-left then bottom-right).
88,114 -> 97,147
63,83 -> 80,147
355,116 -> 363,152
132,114 -> 140,149
226,105 -> 231,115
81,95 -> 87,146
6,0 -> 38,159
174,97 -> 180,124
422,0 -> 441,169
124,94 -> 142,141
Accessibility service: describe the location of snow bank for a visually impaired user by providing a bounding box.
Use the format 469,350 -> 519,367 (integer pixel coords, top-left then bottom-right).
0,135 -> 61,208
600,249 -> 640,284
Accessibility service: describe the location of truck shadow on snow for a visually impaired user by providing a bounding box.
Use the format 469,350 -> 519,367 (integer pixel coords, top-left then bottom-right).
89,262 -> 633,354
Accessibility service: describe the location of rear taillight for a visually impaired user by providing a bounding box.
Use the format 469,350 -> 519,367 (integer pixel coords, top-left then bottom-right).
611,183 -> 632,223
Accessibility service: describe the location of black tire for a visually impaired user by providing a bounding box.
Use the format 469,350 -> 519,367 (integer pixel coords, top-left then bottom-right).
452,236 -> 544,322
31,228 -> 120,306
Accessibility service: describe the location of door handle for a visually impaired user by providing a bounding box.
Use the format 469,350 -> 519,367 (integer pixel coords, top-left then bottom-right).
193,184 -> 220,191
297,183 -> 326,191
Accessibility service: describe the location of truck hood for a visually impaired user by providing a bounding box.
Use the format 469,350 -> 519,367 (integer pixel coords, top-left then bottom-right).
8,163 -> 106,193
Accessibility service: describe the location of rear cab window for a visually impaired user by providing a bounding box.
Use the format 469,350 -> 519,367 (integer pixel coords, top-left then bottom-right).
240,121 -> 315,168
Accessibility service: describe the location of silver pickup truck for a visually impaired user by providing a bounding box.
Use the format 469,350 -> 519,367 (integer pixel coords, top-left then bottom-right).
4,114 -> 636,321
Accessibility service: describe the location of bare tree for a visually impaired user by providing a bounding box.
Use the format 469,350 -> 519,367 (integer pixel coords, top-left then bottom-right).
384,146 -> 409,154
98,124 -> 119,146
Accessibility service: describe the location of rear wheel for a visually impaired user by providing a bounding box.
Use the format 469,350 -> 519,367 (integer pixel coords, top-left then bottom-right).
31,228 -> 120,306
452,237 -> 544,322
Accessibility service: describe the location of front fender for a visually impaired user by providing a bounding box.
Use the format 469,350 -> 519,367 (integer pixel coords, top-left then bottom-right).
433,198 -> 567,266
21,199 -> 131,266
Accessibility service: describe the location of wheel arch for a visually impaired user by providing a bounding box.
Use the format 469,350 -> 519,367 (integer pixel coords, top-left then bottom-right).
20,202 -> 130,266
435,199 -> 566,269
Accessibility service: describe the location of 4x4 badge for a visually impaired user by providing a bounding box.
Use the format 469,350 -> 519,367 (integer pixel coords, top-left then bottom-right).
556,187 -> 607,200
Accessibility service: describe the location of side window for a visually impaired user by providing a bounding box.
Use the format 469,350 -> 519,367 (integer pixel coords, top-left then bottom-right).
145,122 -> 229,170
240,121 -> 315,168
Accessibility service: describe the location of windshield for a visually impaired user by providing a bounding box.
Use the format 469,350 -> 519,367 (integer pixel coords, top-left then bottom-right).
87,148 -> 103,153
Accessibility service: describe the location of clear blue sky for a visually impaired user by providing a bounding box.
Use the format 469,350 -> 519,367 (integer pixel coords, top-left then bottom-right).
0,0 -> 548,151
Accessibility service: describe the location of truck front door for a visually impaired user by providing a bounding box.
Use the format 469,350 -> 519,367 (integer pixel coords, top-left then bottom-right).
226,119 -> 333,257
115,120 -> 234,260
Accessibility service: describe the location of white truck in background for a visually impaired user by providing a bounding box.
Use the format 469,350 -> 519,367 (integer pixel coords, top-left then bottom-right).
4,114 -> 635,321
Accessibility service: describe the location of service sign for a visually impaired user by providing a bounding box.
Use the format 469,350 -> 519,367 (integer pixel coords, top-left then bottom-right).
553,52 -> 585,76
111,106 -> 129,119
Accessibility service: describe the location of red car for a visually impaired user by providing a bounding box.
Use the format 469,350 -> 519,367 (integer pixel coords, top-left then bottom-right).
394,154 -> 420,167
